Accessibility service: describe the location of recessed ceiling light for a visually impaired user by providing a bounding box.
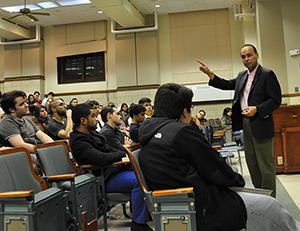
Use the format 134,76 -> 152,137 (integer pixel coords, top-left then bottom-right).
1,4 -> 41,12
97,10 -> 103,14
37,2 -> 59,9
56,0 -> 91,6
155,4 -> 160,8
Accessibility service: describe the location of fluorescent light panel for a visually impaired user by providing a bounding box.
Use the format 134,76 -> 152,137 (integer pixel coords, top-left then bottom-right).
37,2 -> 59,9
56,0 -> 91,6
1,4 -> 41,12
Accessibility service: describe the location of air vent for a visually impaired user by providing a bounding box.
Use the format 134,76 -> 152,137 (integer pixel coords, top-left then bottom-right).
111,12 -> 158,34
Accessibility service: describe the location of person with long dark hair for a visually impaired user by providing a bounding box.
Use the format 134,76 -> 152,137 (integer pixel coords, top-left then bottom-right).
32,105 -> 49,133
68,98 -> 79,110
119,103 -> 129,126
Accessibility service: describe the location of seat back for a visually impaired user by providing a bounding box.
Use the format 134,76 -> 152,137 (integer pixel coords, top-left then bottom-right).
35,141 -> 76,175
127,149 -> 197,231
36,141 -> 98,228
126,149 -> 154,216
214,118 -> 222,129
0,148 -> 67,231
0,148 -> 47,193
127,149 -> 148,194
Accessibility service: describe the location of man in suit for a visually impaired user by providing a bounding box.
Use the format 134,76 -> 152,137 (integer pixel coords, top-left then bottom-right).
197,44 -> 282,196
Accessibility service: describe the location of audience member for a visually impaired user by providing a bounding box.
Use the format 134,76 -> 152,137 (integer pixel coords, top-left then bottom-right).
68,98 -> 79,110
196,109 -> 206,123
41,91 -> 55,110
27,94 -> 36,115
32,105 -> 49,133
69,103 -> 152,231
221,107 -> 233,143
0,90 -> 53,153
138,97 -> 153,118
33,91 -> 42,105
128,103 -> 145,143
100,106 -> 132,152
138,83 -> 299,231
47,99 -> 72,140
85,100 -> 104,132
119,103 -> 129,127
27,94 -> 36,106
196,109 -> 214,143
108,102 -> 116,108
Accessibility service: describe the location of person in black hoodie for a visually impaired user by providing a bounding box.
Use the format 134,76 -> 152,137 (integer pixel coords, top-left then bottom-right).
139,83 -> 300,231
69,103 -> 152,231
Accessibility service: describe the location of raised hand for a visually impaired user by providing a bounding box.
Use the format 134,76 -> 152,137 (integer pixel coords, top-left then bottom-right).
197,59 -> 215,79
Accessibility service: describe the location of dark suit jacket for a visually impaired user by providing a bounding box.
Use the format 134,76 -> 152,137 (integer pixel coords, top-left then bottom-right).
209,65 -> 281,140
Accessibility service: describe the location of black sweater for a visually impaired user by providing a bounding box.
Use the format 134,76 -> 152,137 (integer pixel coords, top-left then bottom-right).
139,117 -> 247,231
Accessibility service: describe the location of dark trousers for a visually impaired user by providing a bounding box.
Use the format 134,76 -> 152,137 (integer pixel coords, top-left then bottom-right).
243,117 -> 276,197
105,170 -> 150,224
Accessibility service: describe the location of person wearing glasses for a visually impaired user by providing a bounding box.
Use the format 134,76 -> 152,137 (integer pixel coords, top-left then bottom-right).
47,99 -> 73,140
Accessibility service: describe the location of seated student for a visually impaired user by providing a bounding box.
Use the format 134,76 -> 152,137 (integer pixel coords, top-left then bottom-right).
33,91 -> 42,105
31,105 -> 49,133
138,97 -> 153,118
41,91 -> 55,111
47,99 -> 73,140
100,106 -> 132,152
0,90 -> 53,153
68,97 -> 79,111
128,103 -> 146,143
27,94 -> 36,107
139,83 -> 300,231
85,100 -> 104,132
119,103 -> 130,127
196,109 -> 214,143
69,103 -> 152,231
221,107 -> 233,143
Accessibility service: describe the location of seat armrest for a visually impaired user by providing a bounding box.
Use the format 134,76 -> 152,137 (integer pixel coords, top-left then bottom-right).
0,190 -> 34,201
113,160 -> 130,166
230,187 -> 272,196
44,173 -> 77,182
152,187 -> 194,197
0,190 -> 34,198
213,130 -> 226,138
212,145 -> 222,150
80,164 -> 95,169
80,161 -> 130,171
